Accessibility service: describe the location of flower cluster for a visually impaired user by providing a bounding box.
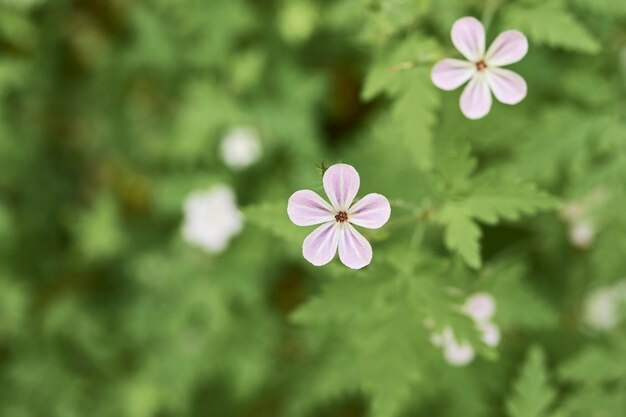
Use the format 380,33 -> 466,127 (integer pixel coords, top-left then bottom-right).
431,292 -> 500,366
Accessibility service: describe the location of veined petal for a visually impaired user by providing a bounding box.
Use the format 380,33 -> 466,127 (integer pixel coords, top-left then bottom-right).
338,224 -> 372,270
460,74 -> 492,120
485,30 -> 528,67
287,190 -> 335,226
486,68 -> 527,105
302,222 -> 339,266
348,193 -> 391,229
432,59 -> 476,91
451,17 -> 485,62
323,163 -> 360,211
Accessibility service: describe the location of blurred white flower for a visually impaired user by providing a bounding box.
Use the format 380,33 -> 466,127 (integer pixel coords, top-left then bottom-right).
431,292 -> 500,366
182,185 -> 243,253
220,127 -> 262,170
480,322 -> 501,347
463,292 -> 496,325
569,221 -> 594,249
583,282 -> 626,331
430,327 -> 475,366
444,337 -> 475,366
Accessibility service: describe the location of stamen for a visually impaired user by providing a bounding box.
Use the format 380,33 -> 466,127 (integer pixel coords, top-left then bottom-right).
335,211 -> 348,223
476,60 -> 487,71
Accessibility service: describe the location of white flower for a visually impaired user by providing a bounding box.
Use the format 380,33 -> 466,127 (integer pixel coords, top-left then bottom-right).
583,283 -> 626,331
480,322 -> 501,347
181,185 -> 243,253
431,327 -> 476,366
569,221 -> 594,249
463,292 -> 496,325
287,164 -> 391,269
432,16 -> 528,119
220,127 -> 262,170
444,338 -> 475,366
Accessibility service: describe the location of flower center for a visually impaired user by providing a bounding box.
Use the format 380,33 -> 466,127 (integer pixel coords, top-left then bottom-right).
475,60 -> 487,71
335,211 -> 348,223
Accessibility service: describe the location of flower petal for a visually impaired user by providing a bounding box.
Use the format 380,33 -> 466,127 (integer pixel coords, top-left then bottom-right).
338,224 -> 372,270
451,17 -> 485,62
460,74 -> 492,120
302,222 -> 339,266
431,59 -> 476,91
323,163 -> 360,211
287,190 -> 335,226
348,193 -> 391,229
486,68 -> 527,105
485,30 -> 528,67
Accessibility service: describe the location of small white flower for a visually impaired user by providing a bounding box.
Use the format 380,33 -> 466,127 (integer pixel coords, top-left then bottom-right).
480,322 -> 501,347
220,127 -> 262,170
583,283 -> 626,331
569,221 -> 594,249
444,338 -> 475,366
431,327 -> 475,366
463,292 -> 496,325
182,185 -> 243,253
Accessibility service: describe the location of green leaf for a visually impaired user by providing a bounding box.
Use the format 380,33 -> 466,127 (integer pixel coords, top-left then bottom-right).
507,346 -> 557,417
439,204 -> 482,269
559,347 -> 626,385
362,37 -> 441,170
466,175 -> 558,224
502,0 -> 601,54
568,0 -> 626,17
437,175 -> 556,269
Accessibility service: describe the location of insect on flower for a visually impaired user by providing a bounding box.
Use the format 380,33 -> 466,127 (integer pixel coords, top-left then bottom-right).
432,16 -> 528,119
287,163 -> 391,269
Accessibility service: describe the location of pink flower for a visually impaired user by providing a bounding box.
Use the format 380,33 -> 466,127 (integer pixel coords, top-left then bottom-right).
432,16 -> 528,119
287,163 -> 391,269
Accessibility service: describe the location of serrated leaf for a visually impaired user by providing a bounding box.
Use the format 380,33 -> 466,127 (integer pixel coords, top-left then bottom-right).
466,176 -> 558,224
362,37 -> 440,170
507,346 -> 557,417
439,205 -> 482,269
559,347 -> 626,385
502,0 -> 600,54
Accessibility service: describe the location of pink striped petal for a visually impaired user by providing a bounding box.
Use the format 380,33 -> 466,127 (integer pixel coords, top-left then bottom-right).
323,163 -> 360,211
485,30 -> 528,67
348,193 -> 391,229
287,190 -> 335,226
302,222 -> 339,266
486,68 -> 527,105
460,75 -> 492,120
432,59 -> 476,91
338,224 -> 372,270
451,17 -> 485,62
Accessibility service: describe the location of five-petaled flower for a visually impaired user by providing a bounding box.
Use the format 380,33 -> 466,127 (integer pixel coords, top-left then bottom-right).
287,163 -> 391,269
432,16 -> 529,120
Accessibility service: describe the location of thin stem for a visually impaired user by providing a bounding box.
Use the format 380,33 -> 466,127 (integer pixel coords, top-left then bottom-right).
403,220 -> 426,276
482,0 -> 500,34
386,50 -> 456,73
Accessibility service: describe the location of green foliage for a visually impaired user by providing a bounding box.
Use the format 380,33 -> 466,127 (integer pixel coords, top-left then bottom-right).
507,347 -> 557,417
0,0 -> 625,416
502,0 -> 600,54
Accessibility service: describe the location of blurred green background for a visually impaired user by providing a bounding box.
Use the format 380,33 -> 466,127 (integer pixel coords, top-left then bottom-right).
0,0 -> 625,416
